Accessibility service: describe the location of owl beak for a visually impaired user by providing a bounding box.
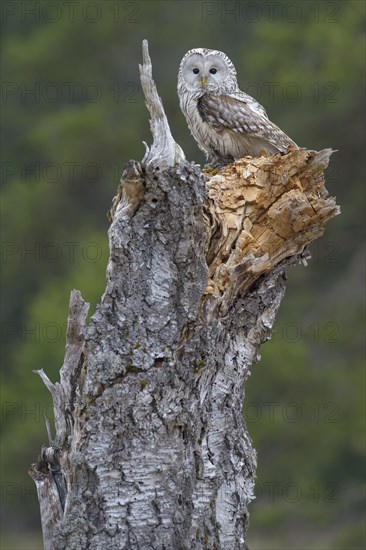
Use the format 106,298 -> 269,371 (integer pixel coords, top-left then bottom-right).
200,75 -> 207,87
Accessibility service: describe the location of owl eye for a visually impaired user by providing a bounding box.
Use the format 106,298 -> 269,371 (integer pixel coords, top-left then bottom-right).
209,68 -> 217,74
193,68 -> 199,74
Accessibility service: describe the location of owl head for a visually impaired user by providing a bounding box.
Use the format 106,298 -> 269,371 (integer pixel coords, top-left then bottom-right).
178,48 -> 238,95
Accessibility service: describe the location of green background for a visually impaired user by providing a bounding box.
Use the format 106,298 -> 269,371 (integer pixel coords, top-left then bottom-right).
1,1 -> 365,548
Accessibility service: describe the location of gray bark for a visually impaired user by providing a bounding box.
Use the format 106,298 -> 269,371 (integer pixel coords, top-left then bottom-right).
30,40 -> 339,550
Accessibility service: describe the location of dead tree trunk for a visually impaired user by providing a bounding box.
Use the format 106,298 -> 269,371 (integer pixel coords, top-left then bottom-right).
29,41 -> 339,550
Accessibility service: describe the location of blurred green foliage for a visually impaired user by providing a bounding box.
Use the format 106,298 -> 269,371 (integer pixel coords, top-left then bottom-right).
1,1 -> 365,548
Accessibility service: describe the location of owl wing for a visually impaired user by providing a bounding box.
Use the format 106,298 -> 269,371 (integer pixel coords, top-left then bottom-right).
197,92 -> 296,151
227,90 -> 269,118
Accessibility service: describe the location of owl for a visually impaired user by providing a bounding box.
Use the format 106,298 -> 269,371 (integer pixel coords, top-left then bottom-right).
177,48 -> 297,163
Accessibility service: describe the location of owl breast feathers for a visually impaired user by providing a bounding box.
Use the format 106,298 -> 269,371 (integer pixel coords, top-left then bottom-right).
177,48 -> 297,162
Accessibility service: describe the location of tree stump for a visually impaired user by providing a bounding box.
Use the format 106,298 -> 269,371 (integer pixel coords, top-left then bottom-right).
30,40 -> 340,550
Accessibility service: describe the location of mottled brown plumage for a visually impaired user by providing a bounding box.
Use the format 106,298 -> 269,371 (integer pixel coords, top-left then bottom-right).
178,48 -> 297,162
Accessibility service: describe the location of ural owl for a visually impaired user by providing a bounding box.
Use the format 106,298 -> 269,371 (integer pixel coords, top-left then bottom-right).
177,48 -> 297,162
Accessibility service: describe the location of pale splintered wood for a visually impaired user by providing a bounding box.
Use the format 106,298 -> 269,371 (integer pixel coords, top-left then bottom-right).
139,39 -> 185,169
203,148 -> 339,316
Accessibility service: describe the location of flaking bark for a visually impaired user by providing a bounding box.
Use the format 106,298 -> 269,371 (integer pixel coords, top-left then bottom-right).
30,40 -> 340,550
